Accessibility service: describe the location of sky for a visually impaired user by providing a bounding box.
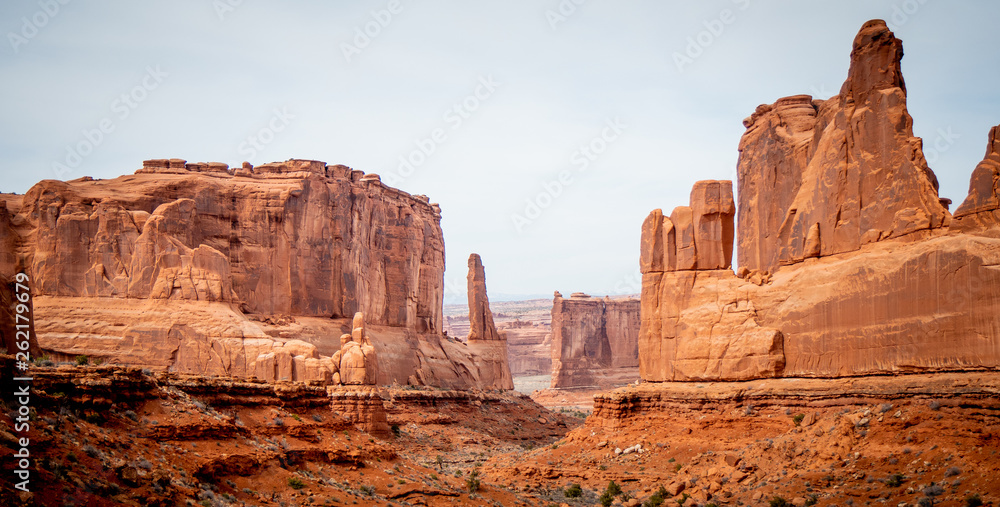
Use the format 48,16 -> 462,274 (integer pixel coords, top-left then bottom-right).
1,1 -> 999,303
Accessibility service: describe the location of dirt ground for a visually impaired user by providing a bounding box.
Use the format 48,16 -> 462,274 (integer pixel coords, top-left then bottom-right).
3,364 -> 998,507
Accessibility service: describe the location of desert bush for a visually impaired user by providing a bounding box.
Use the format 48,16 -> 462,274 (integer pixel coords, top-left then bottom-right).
287,477 -> 305,489
793,413 -> 805,426
643,486 -> 668,507
966,494 -> 984,507
945,467 -> 961,477
82,445 -> 101,459
466,470 -> 481,493
770,496 -> 789,507
564,483 -> 582,498
273,417 -> 284,426
75,355 -> 89,366
605,480 -> 622,497
923,483 -> 945,497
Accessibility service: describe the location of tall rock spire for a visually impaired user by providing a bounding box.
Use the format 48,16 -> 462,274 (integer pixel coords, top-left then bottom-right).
465,253 -> 514,390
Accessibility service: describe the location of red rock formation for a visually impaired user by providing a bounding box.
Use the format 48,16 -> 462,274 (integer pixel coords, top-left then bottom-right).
504,321 -> 553,376
640,180 -> 735,275
0,159 -> 497,389
328,387 -> 390,437
331,312 -> 379,385
639,181 -> 784,381
638,20 -> 1000,382
738,20 -> 949,274
953,125 -> 1000,232
550,292 -> 640,389
465,253 -> 514,390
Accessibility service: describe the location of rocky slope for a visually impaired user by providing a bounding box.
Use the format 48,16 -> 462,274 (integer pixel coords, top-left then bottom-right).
550,292 -> 640,389
638,20 -> 1000,382
0,159 -> 497,388
0,356 -> 578,506
487,372 -> 1000,507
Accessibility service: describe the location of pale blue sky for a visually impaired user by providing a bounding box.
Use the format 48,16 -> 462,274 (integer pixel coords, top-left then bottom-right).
2,1 -> 998,301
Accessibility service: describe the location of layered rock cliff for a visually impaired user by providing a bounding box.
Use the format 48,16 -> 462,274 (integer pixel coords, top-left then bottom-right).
638,20 -> 1000,382
550,292 -> 640,389
0,158 -> 494,388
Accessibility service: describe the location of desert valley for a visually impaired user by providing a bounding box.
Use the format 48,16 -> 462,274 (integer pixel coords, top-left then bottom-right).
2,17 -> 1000,507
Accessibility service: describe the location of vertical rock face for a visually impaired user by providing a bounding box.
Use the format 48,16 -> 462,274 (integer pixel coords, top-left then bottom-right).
738,20 -> 949,274
638,19 -> 1000,382
640,180 -> 735,275
0,159 -> 499,389
953,125 -> 1000,231
549,293 -> 640,388
18,161 -> 445,331
638,180 -> 784,381
465,254 -> 514,390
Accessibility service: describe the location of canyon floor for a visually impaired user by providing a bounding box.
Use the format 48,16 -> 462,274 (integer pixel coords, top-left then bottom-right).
3,361 -> 998,507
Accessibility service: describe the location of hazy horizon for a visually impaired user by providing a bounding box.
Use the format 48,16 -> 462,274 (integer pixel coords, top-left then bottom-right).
3,1 -> 998,301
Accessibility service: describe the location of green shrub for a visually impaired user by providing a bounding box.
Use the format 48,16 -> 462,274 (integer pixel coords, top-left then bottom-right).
792,413 -> 805,426
605,480 -> 622,497
599,491 -> 614,507
643,486 -> 668,507
564,483 -> 583,498
966,494 -> 984,507
287,477 -> 305,490
75,355 -> 89,366
466,470 -> 480,493
886,473 -> 905,487
769,497 -> 789,507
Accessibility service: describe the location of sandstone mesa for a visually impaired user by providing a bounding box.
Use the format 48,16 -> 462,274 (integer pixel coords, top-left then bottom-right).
0,159 -> 508,390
